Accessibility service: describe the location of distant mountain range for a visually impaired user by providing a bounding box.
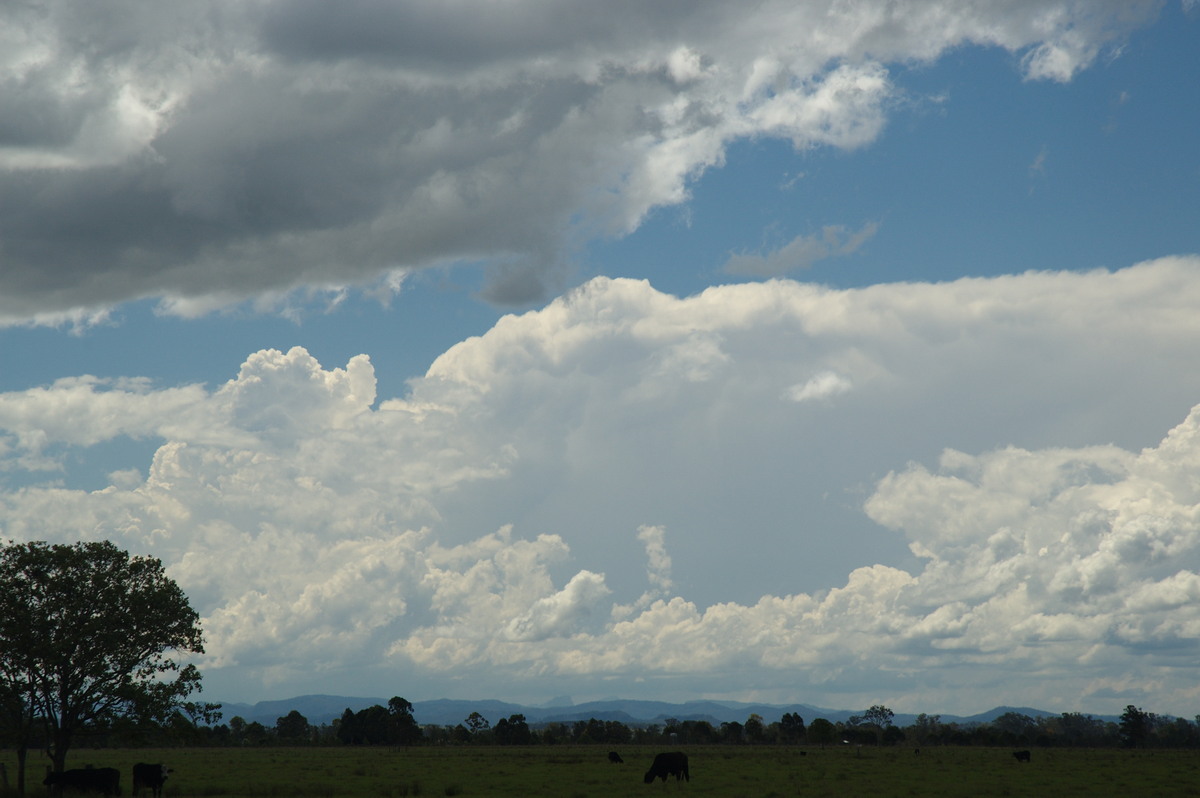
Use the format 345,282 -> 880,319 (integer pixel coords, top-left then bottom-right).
214,695 -> 1112,728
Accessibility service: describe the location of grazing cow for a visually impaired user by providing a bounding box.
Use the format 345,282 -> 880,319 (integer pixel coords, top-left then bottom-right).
643,751 -> 690,784
44,767 -> 122,796
132,763 -> 169,797
608,751 -> 624,764
1013,750 -> 1032,763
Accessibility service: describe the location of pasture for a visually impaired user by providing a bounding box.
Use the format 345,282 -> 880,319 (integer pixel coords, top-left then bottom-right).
3,744 -> 1199,797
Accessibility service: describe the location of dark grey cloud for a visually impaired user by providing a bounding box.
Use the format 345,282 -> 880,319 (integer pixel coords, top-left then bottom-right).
0,0 -> 1161,322
256,0 -> 706,70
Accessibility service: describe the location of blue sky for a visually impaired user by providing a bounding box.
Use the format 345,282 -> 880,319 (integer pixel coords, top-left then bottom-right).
1,1 -> 1199,715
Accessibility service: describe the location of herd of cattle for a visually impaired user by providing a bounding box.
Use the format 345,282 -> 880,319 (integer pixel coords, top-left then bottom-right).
42,762 -> 167,796
38,748 -> 1036,793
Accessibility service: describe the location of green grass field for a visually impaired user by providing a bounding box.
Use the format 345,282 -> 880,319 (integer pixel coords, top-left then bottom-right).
4,745 -> 1199,797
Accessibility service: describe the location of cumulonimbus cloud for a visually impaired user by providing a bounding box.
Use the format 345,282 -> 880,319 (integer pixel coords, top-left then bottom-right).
2,257 -> 1199,711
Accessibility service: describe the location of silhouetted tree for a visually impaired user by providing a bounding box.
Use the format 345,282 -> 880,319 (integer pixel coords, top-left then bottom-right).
847,704 -> 895,744
0,681 -> 38,795
494,714 -> 532,745
908,713 -> 940,746
244,720 -> 270,745
579,718 -> 606,743
1053,712 -> 1106,747
779,712 -> 806,744
1120,705 -> 1151,749
539,722 -> 568,745
992,712 -> 1037,744
863,705 -> 895,728
276,710 -> 311,743
1158,717 -> 1197,748
720,721 -> 744,744
680,719 -> 717,744
388,697 -> 422,746
0,540 -> 213,777
465,711 -> 490,737
337,708 -> 359,745
358,705 -> 391,744
229,716 -> 248,745
633,724 -> 662,744
808,717 -> 836,748
744,713 -> 765,743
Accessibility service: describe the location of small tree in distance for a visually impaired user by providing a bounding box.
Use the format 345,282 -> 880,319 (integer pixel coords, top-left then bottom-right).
808,717 -> 836,748
862,705 -> 895,729
276,710 -> 311,744
388,697 -> 422,746
1120,705 -> 1153,749
0,540 -> 215,779
465,711 -> 490,740
779,712 -> 806,743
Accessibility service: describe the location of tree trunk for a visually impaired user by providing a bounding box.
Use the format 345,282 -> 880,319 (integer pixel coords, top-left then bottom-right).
51,724 -> 72,774
15,745 -> 26,796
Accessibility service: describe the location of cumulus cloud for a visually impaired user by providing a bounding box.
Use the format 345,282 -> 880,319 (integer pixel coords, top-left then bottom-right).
0,1 -> 1159,321
3,258 -> 1200,711
504,571 -> 612,642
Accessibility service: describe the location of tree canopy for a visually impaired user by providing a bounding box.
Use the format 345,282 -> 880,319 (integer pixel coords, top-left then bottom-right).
862,705 -> 895,728
807,717 -> 836,747
336,698 -> 421,746
1120,705 -> 1153,748
0,540 -> 212,774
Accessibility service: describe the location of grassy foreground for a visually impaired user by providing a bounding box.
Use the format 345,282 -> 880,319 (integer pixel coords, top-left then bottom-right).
3,745 -> 1199,797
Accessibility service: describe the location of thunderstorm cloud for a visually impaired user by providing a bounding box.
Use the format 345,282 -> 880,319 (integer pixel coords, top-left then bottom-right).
2,258 -> 1200,711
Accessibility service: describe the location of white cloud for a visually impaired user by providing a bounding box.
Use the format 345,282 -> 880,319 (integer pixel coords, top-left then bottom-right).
0,1 -> 1161,321
504,570 -> 612,642
2,257 -> 1200,712
0,377 -> 213,471
637,524 -> 674,597
787,371 -> 854,403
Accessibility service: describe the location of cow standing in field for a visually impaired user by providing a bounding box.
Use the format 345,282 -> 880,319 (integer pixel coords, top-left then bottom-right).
44,767 -> 122,796
608,751 -> 624,764
132,763 -> 169,797
1013,750 -> 1032,763
643,751 -> 690,783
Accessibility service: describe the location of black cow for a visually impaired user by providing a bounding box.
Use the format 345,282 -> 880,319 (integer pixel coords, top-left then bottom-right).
1013,749 -> 1032,763
132,763 -> 169,797
608,751 -> 624,764
643,751 -> 689,784
44,767 -> 122,796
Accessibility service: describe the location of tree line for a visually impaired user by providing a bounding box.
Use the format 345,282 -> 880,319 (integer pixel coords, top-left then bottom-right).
78,701 -> 1198,751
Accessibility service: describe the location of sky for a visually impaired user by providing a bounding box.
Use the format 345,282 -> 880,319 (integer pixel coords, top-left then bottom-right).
1,0 -> 1199,718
